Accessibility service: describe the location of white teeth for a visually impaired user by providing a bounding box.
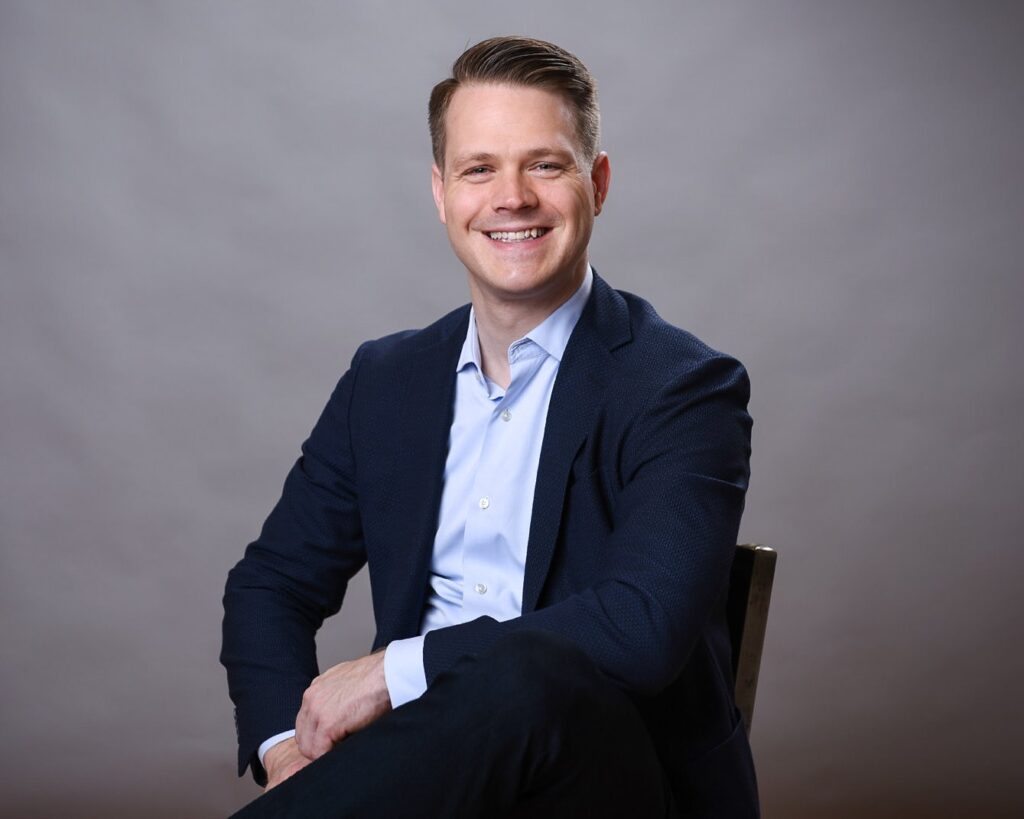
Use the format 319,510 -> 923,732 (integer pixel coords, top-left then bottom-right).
488,228 -> 546,242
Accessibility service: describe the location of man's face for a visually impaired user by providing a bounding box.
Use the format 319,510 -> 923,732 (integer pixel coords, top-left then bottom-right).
431,83 -> 610,307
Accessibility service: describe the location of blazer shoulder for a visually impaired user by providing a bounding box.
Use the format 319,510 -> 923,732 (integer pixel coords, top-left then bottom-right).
615,288 -> 748,385
355,303 -> 470,368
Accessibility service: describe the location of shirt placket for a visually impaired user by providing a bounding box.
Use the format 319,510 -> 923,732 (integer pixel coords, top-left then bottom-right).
460,342 -> 546,621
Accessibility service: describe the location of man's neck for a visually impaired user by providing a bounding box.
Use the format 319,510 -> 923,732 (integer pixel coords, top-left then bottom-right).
470,265 -> 587,389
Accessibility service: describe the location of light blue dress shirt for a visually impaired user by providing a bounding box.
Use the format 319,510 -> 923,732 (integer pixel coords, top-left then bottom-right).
383,268 -> 592,707
258,268 -> 592,762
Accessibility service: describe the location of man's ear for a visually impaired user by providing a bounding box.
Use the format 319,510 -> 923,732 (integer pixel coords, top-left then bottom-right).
431,164 -> 447,225
590,151 -> 611,216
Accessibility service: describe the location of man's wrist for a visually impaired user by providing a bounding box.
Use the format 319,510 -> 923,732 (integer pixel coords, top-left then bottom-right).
258,729 -> 297,768
383,635 -> 428,708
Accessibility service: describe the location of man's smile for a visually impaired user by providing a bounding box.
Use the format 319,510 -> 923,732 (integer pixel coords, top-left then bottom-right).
483,227 -> 551,244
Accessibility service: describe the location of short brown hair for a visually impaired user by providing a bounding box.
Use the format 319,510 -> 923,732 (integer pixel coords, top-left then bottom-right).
428,36 -> 601,170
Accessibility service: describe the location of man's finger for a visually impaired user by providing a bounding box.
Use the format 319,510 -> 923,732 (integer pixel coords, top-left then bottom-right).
307,722 -> 337,760
295,709 -> 318,759
295,683 -> 322,757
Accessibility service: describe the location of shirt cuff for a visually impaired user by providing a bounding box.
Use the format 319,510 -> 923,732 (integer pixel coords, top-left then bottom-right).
257,729 -> 296,768
383,635 -> 428,708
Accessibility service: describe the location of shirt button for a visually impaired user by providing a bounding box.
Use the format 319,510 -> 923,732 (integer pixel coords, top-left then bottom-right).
500,409 -> 512,422
478,497 -> 490,509
474,583 -> 487,595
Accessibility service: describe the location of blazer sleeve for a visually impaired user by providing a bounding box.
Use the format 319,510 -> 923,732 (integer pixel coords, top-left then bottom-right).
422,352 -> 752,698
220,344 -> 369,783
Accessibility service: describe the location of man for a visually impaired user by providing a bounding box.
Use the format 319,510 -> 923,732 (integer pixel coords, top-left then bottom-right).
222,36 -> 758,818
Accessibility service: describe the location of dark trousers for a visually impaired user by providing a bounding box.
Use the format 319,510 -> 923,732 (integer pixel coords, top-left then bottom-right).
230,631 -> 678,818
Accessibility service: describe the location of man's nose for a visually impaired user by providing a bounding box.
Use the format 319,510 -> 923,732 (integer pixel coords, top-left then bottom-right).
491,171 -> 538,211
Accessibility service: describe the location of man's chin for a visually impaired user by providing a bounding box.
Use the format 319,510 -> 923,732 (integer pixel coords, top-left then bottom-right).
470,268 -> 585,306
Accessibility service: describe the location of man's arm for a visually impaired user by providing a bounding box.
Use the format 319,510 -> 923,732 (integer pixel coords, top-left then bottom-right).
220,345 -> 370,784
423,352 -> 751,695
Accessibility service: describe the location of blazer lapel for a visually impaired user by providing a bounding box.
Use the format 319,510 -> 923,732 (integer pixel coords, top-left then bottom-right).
521,274 -> 632,613
384,309 -> 469,640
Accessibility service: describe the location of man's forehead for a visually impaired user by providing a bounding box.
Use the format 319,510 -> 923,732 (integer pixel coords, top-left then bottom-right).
443,83 -> 581,164
445,82 -> 574,123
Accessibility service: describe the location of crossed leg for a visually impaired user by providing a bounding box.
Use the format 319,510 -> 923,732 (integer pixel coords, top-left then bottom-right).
230,631 -> 677,819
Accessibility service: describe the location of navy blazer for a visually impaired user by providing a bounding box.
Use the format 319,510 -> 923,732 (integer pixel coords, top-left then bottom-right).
221,272 -> 758,815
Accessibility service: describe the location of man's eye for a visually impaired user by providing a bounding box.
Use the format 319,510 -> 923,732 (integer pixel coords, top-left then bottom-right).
466,167 -> 490,175
534,163 -> 561,173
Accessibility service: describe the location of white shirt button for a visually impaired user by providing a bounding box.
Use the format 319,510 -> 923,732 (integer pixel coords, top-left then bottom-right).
478,496 -> 490,509
500,409 -> 512,422
474,583 -> 487,595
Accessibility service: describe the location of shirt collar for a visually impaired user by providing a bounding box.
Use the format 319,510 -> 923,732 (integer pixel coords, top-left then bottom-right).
457,266 -> 593,373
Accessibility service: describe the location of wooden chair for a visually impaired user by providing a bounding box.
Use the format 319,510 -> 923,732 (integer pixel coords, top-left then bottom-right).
726,544 -> 777,735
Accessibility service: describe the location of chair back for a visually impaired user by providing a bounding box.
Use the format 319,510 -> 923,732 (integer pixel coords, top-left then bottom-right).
726,543 -> 777,734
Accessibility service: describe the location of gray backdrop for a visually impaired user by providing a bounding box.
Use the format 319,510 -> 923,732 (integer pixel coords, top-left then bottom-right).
2,2 -> 1022,816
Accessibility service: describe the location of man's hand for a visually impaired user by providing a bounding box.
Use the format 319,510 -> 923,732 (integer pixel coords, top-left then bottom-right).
295,651 -> 392,760
263,737 -> 311,791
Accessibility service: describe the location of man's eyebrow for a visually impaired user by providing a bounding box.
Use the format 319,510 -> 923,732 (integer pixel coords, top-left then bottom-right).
451,152 -> 499,168
522,147 -> 575,161
450,147 -> 576,168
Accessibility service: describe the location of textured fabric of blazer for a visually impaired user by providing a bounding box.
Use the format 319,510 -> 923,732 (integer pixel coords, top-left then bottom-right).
221,271 -> 759,815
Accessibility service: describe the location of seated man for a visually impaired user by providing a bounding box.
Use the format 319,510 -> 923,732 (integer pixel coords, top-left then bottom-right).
221,35 -> 758,818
